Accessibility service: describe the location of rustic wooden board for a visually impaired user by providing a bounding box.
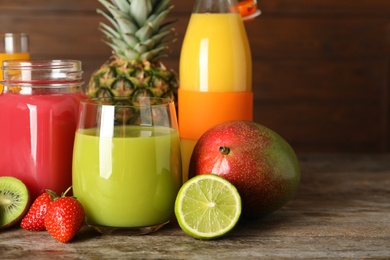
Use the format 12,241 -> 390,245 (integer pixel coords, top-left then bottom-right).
0,154 -> 389,259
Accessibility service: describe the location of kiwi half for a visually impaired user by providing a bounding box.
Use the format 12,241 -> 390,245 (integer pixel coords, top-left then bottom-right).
0,176 -> 31,229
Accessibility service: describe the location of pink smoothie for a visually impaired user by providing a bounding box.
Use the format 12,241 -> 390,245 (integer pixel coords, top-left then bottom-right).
0,91 -> 87,200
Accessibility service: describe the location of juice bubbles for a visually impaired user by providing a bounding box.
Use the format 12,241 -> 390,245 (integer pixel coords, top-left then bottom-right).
179,10 -> 253,182
72,126 -> 182,228
0,60 -> 86,200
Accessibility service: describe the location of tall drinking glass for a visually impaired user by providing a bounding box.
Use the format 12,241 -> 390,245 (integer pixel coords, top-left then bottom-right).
72,97 -> 182,235
0,33 -> 30,92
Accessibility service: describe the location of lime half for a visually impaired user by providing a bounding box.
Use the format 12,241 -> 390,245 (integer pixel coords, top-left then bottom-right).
174,174 -> 242,240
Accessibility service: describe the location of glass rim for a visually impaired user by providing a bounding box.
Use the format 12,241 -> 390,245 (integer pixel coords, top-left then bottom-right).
2,59 -> 81,70
1,60 -> 84,87
0,32 -> 28,38
80,97 -> 175,108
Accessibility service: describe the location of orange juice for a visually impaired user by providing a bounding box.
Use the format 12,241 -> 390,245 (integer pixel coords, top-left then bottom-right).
179,13 -> 253,182
180,13 -> 252,92
0,52 -> 30,92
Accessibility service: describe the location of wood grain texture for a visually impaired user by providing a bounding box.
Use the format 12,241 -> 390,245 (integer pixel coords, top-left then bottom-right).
1,0 -> 389,152
0,154 -> 389,259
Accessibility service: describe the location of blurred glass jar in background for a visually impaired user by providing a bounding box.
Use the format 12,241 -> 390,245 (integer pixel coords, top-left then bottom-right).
0,33 -> 30,93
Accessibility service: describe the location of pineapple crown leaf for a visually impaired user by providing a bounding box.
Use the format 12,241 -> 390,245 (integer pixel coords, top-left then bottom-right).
102,41 -> 130,58
149,0 -> 160,8
111,38 -> 128,50
146,6 -> 174,33
129,0 -> 152,27
99,26 -> 140,60
99,15 -> 175,54
140,46 -> 168,60
153,0 -> 171,15
99,22 -> 140,51
97,9 -> 138,47
98,1 -> 138,33
96,8 -> 122,33
98,0 -> 130,22
141,29 -> 173,50
135,23 -> 154,42
124,48 -> 141,59
122,33 -> 138,47
99,22 -> 120,40
97,0 -> 176,62
134,43 -> 148,54
156,19 -> 176,35
111,0 -> 130,14
116,17 -> 138,34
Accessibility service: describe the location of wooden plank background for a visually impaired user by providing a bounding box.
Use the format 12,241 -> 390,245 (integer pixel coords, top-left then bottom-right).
1,0 -> 389,153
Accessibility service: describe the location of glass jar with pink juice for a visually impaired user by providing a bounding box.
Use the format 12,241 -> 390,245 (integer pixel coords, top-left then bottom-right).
0,60 -> 87,200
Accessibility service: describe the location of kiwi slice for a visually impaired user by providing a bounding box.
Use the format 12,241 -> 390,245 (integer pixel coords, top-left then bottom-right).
0,176 -> 31,229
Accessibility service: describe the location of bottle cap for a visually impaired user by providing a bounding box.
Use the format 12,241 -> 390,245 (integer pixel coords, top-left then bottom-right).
237,0 -> 261,22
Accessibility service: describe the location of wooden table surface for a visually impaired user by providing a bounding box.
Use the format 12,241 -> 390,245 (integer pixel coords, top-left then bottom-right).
1,154 -> 389,259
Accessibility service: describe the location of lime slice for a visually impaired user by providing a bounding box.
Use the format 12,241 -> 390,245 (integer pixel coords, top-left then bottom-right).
174,174 -> 242,240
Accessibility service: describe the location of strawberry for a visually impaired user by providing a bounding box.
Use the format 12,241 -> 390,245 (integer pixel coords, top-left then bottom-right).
20,190 -> 57,231
44,187 -> 85,243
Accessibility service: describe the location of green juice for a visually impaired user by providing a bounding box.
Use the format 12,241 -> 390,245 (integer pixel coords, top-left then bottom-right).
72,126 -> 182,228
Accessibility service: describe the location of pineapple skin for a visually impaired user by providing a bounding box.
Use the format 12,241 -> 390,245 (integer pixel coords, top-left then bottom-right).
87,57 -> 178,102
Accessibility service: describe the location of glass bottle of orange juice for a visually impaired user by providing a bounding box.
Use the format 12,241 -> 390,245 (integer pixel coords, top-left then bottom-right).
179,0 -> 255,182
0,33 -> 30,92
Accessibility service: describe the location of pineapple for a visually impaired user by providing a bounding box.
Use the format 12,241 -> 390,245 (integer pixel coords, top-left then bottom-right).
87,0 -> 178,105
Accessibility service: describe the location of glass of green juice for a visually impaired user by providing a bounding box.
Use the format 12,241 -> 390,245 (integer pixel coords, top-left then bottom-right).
72,97 -> 182,235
